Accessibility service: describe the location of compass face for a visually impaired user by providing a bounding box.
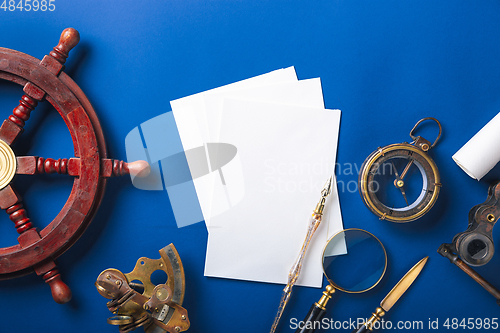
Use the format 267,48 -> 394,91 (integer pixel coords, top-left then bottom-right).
359,143 -> 440,222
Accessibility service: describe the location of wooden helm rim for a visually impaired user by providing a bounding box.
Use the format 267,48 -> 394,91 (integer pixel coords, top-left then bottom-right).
0,46 -> 107,279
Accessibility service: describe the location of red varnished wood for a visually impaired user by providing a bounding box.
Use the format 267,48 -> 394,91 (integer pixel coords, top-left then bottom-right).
17,228 -> 41,248
0,29 -> 104,301
7,203 -> 33,234
42,268 -> 72,304
113,159 -> 127,176
16,156 -> 80,176
0,28 -> 148,304
15,156 -> 37,174
0,185 -> 20,210
7,192 -> 72,304
0,78 -> 46,145
0,93 -> 39,145
101,159 -> 151,178
38,158 -> 69,174
40,28 -> 79,77
33,259 -> 72,304
9,94 -> 37,128
0,119 -> 22,145
50,28 -> 79,66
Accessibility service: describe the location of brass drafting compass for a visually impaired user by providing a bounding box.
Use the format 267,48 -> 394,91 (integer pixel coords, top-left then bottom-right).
358,118 -> 442,222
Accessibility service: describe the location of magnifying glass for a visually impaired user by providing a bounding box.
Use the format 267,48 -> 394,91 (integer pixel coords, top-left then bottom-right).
295,228 -> 387,333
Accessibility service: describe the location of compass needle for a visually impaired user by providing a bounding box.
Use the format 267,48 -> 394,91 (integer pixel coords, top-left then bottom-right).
391,161 -> 410,206
400,188 -> 409,206
391,161 -> 400,178
399,159 -> 414,180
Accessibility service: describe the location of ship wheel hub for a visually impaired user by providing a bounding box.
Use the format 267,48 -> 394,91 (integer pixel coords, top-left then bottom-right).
0,139 -> 16,190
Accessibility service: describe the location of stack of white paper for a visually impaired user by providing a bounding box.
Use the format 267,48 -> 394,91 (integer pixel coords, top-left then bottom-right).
171,67 -> 343,288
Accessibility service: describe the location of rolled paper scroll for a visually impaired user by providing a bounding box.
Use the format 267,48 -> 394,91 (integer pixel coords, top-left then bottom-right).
453,112 -> 500,180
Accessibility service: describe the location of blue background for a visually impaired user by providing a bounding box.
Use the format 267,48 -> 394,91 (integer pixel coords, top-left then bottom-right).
1,1 -> 500,332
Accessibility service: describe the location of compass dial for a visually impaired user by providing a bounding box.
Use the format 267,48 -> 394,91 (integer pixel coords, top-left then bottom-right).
359,143 -> 441,222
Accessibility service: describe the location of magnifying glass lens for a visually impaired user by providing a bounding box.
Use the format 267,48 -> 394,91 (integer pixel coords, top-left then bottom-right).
323,229 -> 386,292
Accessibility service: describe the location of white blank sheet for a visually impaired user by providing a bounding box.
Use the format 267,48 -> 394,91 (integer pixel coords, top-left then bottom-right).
171,67 -> 298,226
204,99 -> 343,287
202,78 -> 327,226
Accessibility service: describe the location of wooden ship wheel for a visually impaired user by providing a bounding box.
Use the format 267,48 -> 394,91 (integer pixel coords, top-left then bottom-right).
0,28 -> 149,304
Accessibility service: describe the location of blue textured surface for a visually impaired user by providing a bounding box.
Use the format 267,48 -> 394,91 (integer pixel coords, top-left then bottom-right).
1,1 -> 500,332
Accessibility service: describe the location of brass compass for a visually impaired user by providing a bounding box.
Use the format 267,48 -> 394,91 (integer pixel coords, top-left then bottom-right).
358,118 -> 442,223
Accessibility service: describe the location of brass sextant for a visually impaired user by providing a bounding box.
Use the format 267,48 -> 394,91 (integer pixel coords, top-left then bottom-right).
95,244 -> 190,333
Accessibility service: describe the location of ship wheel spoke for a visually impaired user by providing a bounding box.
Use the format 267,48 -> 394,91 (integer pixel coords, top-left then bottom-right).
15,156 -> 150,178
0,94 -> 41,146
0,184 -> 33,233
16,156 -> 80,176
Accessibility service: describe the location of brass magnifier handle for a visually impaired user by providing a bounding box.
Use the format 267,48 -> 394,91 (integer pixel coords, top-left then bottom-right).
295,285 -> 335,333
351,307 -> 385,333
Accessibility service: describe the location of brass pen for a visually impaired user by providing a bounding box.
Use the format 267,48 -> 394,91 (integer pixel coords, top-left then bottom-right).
269,176 -> 334,333
352,256 -> 428,333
